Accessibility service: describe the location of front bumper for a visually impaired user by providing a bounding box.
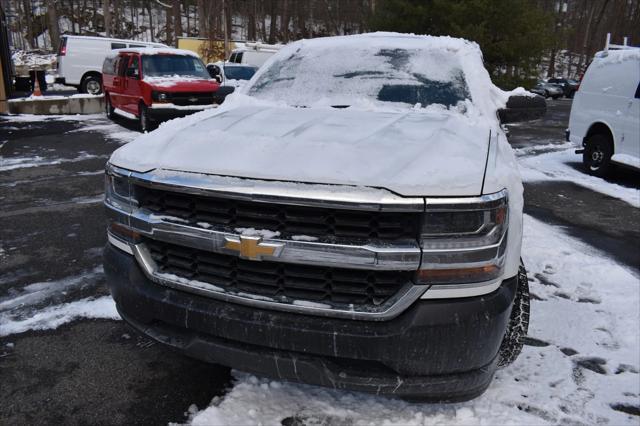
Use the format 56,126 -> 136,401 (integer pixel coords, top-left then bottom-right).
104,243 -> 517,401
147,103 -> 216,120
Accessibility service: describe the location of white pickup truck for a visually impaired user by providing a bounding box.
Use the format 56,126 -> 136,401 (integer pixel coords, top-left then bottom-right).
104,33 -> 544,401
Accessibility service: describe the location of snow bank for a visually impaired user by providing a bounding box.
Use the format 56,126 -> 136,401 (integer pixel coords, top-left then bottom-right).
0,296 -> 119,337
188,215 -> 640,426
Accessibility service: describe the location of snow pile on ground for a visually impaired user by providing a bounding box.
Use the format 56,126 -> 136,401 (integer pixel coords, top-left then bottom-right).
187,215 -> 639,426
516,145 -> 640,208
0,296 -> 118,337
0,264 -> 120,337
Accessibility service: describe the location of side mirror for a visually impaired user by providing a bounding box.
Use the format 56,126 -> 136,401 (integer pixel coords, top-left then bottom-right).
125,68 -> 139,79
498,94 -> 546,124
207,65 -> 222,83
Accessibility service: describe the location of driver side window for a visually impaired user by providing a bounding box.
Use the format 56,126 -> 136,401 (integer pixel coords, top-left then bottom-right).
127,56 -> 140,79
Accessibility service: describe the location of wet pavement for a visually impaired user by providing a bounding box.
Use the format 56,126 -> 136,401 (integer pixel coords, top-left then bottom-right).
0,99 -> 638,424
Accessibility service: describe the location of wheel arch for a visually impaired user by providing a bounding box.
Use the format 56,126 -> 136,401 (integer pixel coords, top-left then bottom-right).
585,122 -> 615,151
81,70 -> 102,85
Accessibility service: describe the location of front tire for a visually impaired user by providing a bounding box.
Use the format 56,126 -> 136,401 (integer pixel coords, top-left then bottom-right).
81,74 -> 102,95
497,261 -> 530,368
583,133 -> 613,177
139,103 -> 155,132
105,93 -> 114,119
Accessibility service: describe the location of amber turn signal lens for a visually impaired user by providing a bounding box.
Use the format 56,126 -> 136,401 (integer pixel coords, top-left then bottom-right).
108,222 -> 140,242
417,265 -> 501,284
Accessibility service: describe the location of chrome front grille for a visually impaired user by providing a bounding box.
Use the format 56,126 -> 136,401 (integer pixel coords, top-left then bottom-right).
135,185 -> 421,242
168,92 -> 215,106
145,238 -> 413,306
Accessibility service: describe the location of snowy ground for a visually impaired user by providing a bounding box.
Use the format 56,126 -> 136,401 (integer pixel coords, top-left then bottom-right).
185,214 -> 639,426
0,102 -> 638,424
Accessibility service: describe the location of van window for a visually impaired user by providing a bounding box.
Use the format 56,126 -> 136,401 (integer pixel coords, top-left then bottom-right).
117,55 -> 129,76
127,56 -> 140,78
129,44 -> 145,48
111,42 -> 127,49
229,52 -> 237,62
102,56 -> 117,74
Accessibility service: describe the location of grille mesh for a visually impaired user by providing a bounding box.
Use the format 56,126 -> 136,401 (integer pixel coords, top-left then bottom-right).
145,238 -> 413,306
135,186 -> 421,242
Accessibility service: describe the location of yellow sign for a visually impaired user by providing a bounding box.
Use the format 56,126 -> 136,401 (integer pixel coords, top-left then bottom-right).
224,236 -> 282,261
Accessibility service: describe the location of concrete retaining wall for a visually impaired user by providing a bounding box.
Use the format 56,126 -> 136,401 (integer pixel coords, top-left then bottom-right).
7,95 -> 105,115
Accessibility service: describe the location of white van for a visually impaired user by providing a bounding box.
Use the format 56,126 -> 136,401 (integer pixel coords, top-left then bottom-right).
228,42 -> 281,67
568,40 -> 640,176
56,35 -> 167,94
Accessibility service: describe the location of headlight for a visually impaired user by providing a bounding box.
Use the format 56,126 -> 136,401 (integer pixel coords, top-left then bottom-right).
151,91 -> 169,102
105,164 -> 139,244
417,190 -> 508,285
105,163 -> 138,213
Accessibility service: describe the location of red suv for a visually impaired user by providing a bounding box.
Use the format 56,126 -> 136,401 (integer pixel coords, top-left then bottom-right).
102,48 -> 220,131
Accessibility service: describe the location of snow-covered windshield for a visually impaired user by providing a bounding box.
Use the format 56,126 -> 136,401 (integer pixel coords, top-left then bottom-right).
142,55 -> 210,79
247,45 -> 471,108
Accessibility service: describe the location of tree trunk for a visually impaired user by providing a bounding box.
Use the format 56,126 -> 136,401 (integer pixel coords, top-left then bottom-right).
248,0 -> 256,41
197,0 -> 207,37
22,0 -> 35,48
166,6 -> 173,45
173,0 -> 182,46
104,0 -> 111,36
46,0 -> 61,51
268,0 -> 277,44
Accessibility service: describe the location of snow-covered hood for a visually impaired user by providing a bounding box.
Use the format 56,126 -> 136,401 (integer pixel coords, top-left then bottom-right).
110,105 -> 496,196
143,76 -> 219,92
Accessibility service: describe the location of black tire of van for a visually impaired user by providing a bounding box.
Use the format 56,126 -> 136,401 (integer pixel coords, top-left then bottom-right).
81,74 -> 102,95
497,260 -> 530,368
139,103 -> 155,133
105,93 -> 114,119
583,133 -> 613,177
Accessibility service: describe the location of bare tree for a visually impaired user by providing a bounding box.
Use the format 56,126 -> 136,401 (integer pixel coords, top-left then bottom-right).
46,0 -> 61,50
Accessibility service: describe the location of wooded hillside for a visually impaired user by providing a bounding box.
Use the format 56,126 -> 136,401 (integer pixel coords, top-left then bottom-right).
3,0 -> 639,87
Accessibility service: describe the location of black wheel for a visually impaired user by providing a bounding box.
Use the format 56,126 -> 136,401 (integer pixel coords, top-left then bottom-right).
543,90 -> 549,99
497,261 -> 530,368
138,103 -> 155,132
105,93 -> 114,119
81,74 -> 103,95
552,95 -> 561,100
583,133 -> 613,177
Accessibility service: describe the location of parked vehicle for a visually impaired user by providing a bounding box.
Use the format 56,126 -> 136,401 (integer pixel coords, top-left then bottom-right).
206,62 -> 258,103
568,45 -> 640,176
228,42 -> 280,67
102,48 -> 219,131
104,33 -> 545,401
530,81 -> 564,99
56,35 -> 167,95
547,77 -> 580,98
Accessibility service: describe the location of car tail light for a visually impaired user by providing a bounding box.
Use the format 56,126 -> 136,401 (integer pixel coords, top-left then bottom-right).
58,38 -> 67,56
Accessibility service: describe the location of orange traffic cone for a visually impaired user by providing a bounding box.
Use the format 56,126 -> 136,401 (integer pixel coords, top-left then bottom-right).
32,78 -> 43,97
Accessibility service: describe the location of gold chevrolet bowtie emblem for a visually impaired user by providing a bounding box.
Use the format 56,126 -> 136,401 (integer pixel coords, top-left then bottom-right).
223,236 -> 284,261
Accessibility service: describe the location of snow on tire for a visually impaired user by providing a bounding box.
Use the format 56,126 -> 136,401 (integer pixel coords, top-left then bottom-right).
498,260 -> 530,368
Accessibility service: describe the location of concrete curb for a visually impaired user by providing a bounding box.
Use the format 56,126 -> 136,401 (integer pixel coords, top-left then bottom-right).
7,95 -> 105,115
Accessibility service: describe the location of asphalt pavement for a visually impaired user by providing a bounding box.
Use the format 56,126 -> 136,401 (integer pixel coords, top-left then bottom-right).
0,99 -> 638,425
